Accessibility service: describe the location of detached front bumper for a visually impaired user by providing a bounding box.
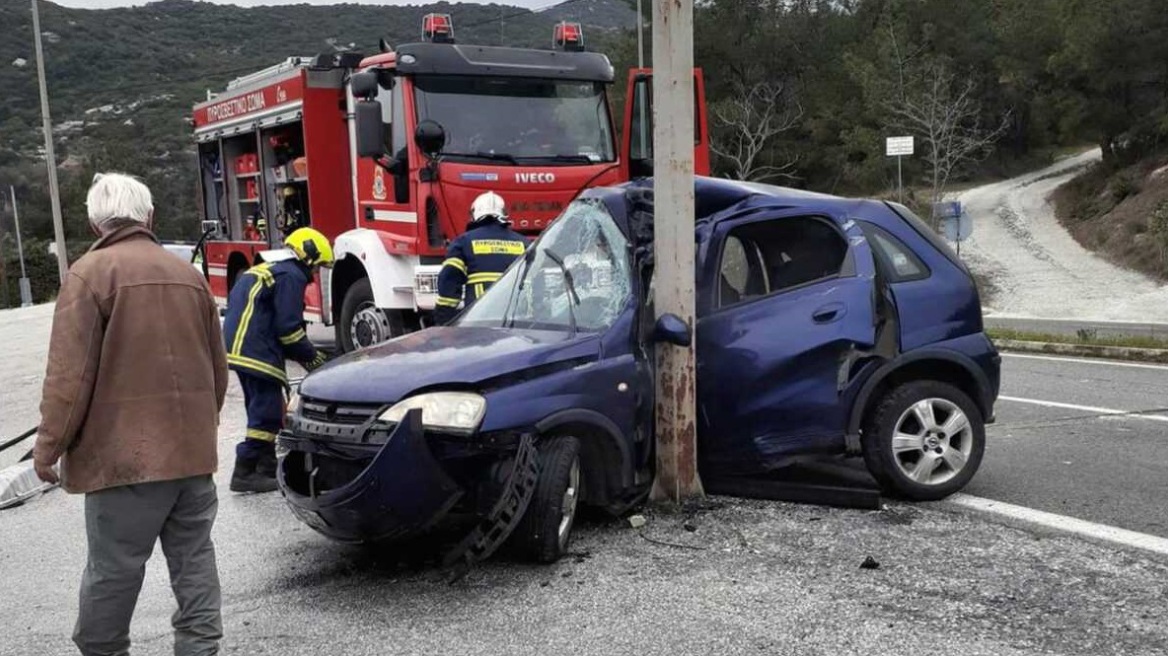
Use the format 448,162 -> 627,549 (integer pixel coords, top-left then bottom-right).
276,409 -> 464,543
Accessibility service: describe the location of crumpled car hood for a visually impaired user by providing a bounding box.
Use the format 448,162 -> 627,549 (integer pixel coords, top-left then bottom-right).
299,326 -> 599,404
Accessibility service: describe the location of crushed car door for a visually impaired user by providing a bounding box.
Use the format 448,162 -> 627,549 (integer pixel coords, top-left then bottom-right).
695,209 -> 878,476
620,68 -> 710,179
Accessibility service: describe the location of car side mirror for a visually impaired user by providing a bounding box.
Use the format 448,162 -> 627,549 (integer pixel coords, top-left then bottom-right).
653,313 -> 691,347
415,119 -> 447,158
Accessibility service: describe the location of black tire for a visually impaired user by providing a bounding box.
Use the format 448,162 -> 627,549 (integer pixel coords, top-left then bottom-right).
510,436 -> 582,563
861,380 -> 985,501
337,278 -> 404,353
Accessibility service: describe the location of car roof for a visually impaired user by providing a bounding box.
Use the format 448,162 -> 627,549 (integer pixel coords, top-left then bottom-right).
581,176 -> 876,244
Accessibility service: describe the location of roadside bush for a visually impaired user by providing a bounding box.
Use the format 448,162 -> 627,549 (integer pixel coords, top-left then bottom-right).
1151,200 -> 1168,263
1112,172 -> 1142,201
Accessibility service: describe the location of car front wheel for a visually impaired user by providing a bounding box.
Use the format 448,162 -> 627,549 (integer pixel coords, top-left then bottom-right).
510,436 -> 581,563
862,380 -> 985,501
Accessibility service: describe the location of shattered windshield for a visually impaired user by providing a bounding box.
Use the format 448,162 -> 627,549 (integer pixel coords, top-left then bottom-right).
413,75 -> 615,164
458,199 -> 632,332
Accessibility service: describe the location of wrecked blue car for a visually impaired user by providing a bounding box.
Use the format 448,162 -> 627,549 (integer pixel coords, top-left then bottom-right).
276,177 -> 1000,563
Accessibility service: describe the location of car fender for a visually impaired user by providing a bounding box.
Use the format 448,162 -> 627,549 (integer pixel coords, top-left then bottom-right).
846,347 -> 995,439
333,228 -> 420,311
535,408 -> 634,505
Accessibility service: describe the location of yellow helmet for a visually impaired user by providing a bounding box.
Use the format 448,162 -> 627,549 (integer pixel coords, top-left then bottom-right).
284,227 -> 334,268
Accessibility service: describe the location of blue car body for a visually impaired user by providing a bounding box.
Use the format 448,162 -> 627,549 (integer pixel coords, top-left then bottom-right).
277,176 -> 1000,553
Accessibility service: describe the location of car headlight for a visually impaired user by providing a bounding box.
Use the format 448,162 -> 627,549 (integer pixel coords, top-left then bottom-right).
377,392 -> 486,436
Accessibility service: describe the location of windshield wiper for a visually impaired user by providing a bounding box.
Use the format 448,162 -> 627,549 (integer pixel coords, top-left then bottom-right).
504,246 -> 537,329
517,154 -> 601,165
442,151 -> 519,165
543,248 -> 580,336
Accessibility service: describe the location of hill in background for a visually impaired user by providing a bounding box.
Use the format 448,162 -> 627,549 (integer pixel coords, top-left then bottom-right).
0,0 -> 635,240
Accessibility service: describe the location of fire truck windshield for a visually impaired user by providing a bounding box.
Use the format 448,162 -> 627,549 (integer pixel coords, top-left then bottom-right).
413,75 -> 615,165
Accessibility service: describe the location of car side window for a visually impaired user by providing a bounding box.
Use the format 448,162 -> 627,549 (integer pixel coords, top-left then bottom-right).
860,222 -> 930,282
717,216 -> 848,309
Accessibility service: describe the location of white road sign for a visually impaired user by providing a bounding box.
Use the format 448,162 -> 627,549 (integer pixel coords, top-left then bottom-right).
886,136 -> 914,157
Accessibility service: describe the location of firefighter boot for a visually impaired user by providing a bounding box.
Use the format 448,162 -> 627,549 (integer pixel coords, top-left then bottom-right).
230,457 -> 279,493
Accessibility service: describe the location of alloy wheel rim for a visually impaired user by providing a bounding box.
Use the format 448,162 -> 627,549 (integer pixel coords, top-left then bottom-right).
557,457 -> 581,549
891,398 -> 973,486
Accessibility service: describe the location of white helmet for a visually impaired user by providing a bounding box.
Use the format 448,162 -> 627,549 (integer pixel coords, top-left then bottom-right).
470,191 -> 508,222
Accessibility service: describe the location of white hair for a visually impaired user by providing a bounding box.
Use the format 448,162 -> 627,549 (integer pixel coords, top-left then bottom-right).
86,172 -> 153,232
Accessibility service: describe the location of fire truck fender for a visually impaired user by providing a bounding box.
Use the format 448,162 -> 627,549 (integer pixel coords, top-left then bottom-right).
332,229 -> 419,312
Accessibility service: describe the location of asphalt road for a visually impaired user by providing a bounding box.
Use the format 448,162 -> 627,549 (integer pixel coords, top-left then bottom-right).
4,306 -> 1168,655
967,352 -> 1168,537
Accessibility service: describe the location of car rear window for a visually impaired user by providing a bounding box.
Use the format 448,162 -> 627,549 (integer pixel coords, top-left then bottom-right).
883,201 -> 972,277
858,222 -> 930,282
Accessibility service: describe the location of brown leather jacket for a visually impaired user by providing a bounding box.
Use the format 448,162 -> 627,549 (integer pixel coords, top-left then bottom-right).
34,225 -> 228,493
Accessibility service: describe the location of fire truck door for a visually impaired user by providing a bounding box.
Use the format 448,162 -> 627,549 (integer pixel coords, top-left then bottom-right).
620,68 -> 711,179
359,75 -> 415,228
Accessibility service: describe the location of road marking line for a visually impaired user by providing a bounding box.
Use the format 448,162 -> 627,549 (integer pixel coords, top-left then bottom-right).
999,395 -> 1168,422
1002,352 -> 1168,371
948,493 -> 1168,557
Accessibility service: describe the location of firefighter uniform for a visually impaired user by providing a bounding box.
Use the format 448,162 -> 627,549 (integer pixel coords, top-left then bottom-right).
222,228 -> 333,492
434,192 -> 527,324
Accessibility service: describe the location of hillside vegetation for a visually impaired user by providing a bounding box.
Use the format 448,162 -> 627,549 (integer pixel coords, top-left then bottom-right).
2,0 -> 1167,308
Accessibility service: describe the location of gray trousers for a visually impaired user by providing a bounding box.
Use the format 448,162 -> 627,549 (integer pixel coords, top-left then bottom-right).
74,475 -> 222,656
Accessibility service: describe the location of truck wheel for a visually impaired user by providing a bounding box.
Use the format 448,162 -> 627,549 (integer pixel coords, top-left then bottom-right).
861,380 -> 985,501
338,278 -> 403,352
510,436 -> 581,563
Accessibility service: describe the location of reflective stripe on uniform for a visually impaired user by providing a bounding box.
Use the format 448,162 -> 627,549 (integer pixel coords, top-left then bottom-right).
466,272 -> 503,285
442,258 -> 467,274
279,328 -> 307,345
470,240 -> 525,256
230,265 -> 275,356
435,296 -> 461,308
226,354 -> 288,383
246,428 -> 277,442
474,284 -> 485,298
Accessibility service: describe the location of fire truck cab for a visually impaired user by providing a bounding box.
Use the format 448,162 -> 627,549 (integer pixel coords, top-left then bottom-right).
192,15 -> 709,353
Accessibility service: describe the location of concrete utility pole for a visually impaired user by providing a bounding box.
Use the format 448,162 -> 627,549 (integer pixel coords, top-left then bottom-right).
650,0 -> 702,503
32,0 -> 68,284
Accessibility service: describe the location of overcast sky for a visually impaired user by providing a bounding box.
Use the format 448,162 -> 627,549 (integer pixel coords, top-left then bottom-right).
55,0 -> 551,8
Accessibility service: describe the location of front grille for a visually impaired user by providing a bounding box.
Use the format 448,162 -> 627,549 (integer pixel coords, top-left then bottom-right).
300,398 -> 382,425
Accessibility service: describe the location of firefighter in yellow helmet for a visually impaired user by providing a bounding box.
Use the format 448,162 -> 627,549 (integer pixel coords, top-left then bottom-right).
222,227 -> 333,492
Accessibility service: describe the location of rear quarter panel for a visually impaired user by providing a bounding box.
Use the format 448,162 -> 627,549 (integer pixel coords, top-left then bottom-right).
858,201 -> 984,351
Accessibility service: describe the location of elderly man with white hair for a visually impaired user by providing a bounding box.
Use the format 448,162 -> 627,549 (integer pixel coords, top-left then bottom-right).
34,173 -> 228,656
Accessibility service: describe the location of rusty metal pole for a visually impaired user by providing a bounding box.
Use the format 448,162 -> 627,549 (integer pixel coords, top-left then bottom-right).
650,0 -> 702,503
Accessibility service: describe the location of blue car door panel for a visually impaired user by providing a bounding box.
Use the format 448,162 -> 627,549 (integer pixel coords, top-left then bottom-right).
697,210 -> 878,476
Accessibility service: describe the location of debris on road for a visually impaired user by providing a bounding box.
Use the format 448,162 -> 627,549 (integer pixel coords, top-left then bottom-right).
627,514 -> 647,529
860,555 -> 881,570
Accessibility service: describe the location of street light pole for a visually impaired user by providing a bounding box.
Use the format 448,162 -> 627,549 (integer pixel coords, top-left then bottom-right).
650,0 -> 702,503
11,186 -> 32,307
31,0 -> 68,285
636,0 -> 644,69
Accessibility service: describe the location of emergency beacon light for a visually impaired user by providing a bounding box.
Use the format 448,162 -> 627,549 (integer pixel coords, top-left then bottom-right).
554,22 -> 584,51
423,14 -> 454,44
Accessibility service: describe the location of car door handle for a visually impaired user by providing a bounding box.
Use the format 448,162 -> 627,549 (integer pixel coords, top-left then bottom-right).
812,303 -> 846,324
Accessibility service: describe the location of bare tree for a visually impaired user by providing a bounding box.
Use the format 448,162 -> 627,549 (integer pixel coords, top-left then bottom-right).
710,79 -> 804,182
884,61 -> 1011,219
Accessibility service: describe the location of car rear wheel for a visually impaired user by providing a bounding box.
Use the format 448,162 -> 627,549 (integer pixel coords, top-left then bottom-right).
510,436 -> 581,563
338,278 -> 404,353
862,380 -> 985,501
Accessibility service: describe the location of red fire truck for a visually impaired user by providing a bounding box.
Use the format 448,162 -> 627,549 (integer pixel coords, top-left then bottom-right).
192,15 -> 710,352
